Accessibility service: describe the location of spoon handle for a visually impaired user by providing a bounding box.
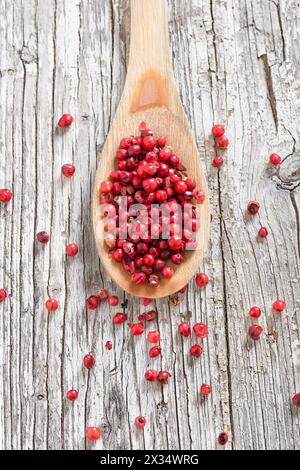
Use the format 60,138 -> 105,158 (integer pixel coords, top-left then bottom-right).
121,0 -> 180,115
128,0 -> 173,79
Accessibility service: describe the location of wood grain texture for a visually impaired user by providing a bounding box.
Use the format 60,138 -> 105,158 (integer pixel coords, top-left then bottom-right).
0,0 -> 299,450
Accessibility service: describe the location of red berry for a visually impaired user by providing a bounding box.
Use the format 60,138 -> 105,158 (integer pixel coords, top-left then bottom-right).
159,147 -> 172,161
162,266 -> 174,279
134,416 -> 147,429
147,331 -> 160,343
156,189 -> 168,202
132,272 -> 147,285
178,322 -> 191,337
45,298 -> 59,311
105,340 -> 112,350
157,371 -> 171,384
100,180 -> 113,194
212,124 -> 225,137
216,135 -> 229,149
194,189 -> 205,203
120,137 -> 132,149
144,369 -> 158,381
83,354 -> 95,369
143,254 -> 155,267
142,135 -> 156,150
190,344 -> 203,357
157,135 -> 167,147
168,236 -> 185,251
66,243 -> 78,256
174,180 -> 187,194
292,393 -> 300,407
212,155 -> 223,168
269,153 -> 281,165
36,231 -> 49,244
0,188 -> 13,203
129,322 -> 145,335
247,200 -> 260,215
138,310 -> 157,322
86,295 -> 100,310
249,306 -> 261,318
86,426 -> 101,441
0,289 -> 7,302
258,227 -> 268,238
273,299 -> 286,313
108,295 -> 119,306
61,163 -> 75,177
248,324 -> 263,341
193,323 -> 208,338
58,114 -> 73,128
171,253 -> 183,265
113,312 -> 128,324
185,178 -> 196,191
218,432 -> 228,446
66,389 -> 78,401
200,384 -> 212,396
99,289 -> 109,300
149,345 -> 162,358
195,273 -> 209,287
141,298 -> 152,307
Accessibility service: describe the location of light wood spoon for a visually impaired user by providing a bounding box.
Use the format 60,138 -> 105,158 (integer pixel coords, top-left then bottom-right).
93,0 -> 210,298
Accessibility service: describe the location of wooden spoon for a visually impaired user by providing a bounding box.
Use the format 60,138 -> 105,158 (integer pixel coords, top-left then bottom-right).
93,0 -> 210,298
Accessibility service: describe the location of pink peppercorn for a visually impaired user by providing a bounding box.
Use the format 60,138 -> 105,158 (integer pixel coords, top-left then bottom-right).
144,369 -> 158,381
200,384 -> 212,396
83,354 -> 95,369
193,323 -> 208,338
45,298 -> 59,311
247,200 -> 260,215
149,345 -> 162,358
178,322 -> 191,337
273,299 -> 286,313
36,231 -> 49,244
212,155 -> 223,168
0,188 -> 13,203
269,153 -> 281,165
108,295 -> 119,306
248,324 -> 263,341
86,295 -> 100,310
190,344 -> 203,357
0,289 -> 7,302
292,393 -> 300,407
61,163 -> 75,177
258,227 -> 268,238
58,114 -> 73,128
195,273 -> 209,287
249,306 -> 261,318
212,124 -> 225,137
218,432 -> 228,446
134,416 -> 147,429
86,426 -> 101,441
66,243 -> 78,256
147,331 -> 160,343
216,135 -> 229,149
66,389 -> 78,401
129,323 -> 145,335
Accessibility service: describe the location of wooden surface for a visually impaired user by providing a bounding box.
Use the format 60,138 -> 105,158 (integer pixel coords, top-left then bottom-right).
92,0 -> 210,298
0,0 -> 299,450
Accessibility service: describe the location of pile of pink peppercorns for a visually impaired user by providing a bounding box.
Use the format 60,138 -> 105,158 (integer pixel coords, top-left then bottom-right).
99,121 -> 203,289
1,115 -> 299,448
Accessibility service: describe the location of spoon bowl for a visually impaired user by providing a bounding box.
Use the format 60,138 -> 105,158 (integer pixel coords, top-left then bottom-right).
92,0 -> 210,298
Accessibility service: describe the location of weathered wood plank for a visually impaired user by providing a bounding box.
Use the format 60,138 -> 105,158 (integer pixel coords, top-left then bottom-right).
0,0 -> 299,450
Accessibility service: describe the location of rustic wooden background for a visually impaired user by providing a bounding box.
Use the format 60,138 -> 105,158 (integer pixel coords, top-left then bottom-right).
1,0 -> 300,450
